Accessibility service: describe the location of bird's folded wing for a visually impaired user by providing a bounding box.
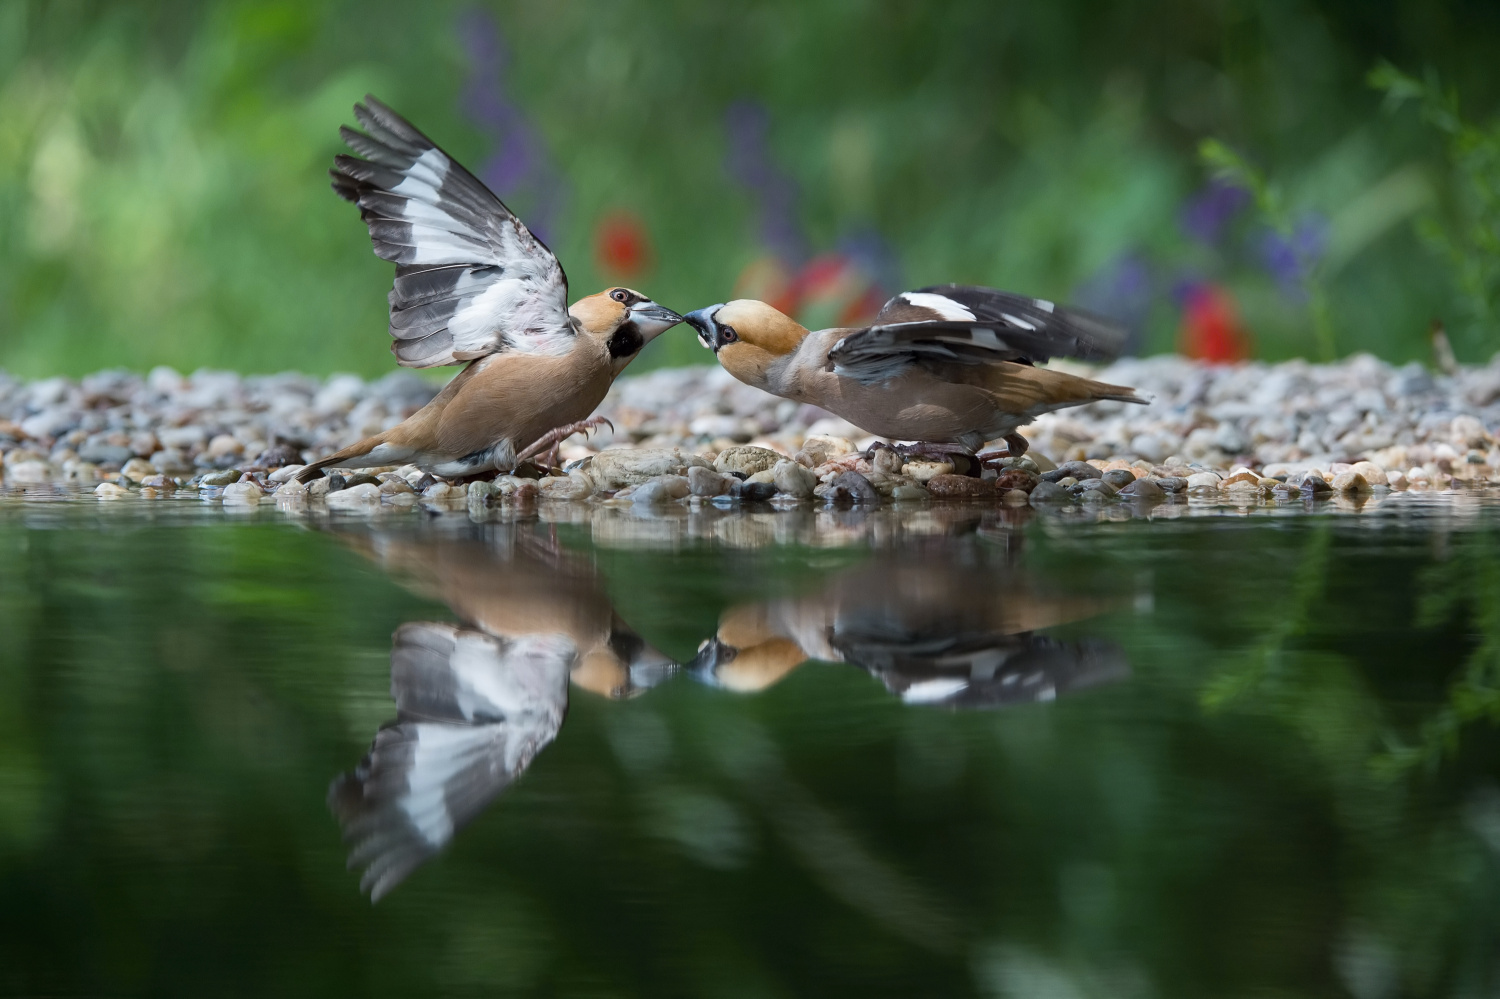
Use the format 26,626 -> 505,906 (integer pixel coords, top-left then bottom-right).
333,95 -> 574,368
328,622 -> 573,900
831,285 -> 1126,382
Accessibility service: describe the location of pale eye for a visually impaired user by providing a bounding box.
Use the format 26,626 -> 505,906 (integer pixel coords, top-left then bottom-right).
610,289 -> 629,303
720,325 -> 738,343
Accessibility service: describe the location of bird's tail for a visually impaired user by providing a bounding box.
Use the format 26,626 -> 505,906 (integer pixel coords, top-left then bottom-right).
988,364 -> 1152,413
1079,376 -> 1151,405
293,432 -> 391,483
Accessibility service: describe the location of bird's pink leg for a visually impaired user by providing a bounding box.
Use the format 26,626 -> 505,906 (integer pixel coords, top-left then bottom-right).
515,416 -> 616,469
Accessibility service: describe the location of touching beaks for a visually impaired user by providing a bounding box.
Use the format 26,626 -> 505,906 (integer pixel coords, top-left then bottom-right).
683,305 -> 726,352
629,300 -> 684,337
685,636 -> 735,684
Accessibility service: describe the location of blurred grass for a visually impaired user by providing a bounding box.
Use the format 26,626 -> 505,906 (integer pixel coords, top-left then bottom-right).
0,0 -> 1497,378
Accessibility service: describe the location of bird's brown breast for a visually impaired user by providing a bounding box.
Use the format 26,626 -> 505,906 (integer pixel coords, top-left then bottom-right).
425,345 -> 616,458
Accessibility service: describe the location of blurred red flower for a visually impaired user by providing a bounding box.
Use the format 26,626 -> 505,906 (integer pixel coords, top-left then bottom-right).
594,211 -> 653,279
1179,283 -> 1250,362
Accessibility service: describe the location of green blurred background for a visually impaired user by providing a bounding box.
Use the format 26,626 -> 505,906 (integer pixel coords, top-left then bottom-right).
1,0 -> 1498,379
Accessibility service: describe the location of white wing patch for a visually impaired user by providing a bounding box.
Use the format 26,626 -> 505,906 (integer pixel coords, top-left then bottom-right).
901,292 -> 977,321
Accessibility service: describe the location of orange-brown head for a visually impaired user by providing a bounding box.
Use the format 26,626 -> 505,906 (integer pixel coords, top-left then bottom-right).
684,603 -> 810,693
682,299 -> 810,390
569,288 -> 683,375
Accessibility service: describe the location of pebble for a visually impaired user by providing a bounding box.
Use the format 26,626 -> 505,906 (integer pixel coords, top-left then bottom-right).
539,472 -> 595,501
94,482 -> 130,500
891,483 -> 930,501
591,447 -> 711,489
4,357 -> 1500,511
714,445 -> 785,478
732,480 -> 779,502
1120,477 -> 1166,500
1186,472 -> 1222,491
772,460 -> 817,499
902,460 -> 955,482
1042,460 -> 1103,483
632,475 -> 691,506
1331,471 -> 1372,494
993,469 -> 1040,493
1028,480 -> 1069,504
326,482 -> 382,509
827,470 -> 880,504
221,481 -> 264,505
925,473 -> 992,498
200,469 -> 241,488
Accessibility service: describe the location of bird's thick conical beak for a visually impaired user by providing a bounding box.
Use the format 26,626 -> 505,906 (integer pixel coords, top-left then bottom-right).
683,306 -> 726,352
628,301 -> 684,338
686,637 -> 736,685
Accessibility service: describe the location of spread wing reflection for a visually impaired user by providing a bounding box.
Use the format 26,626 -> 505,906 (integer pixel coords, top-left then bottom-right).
328,525 -> 675,899
689,560 -> 1129,707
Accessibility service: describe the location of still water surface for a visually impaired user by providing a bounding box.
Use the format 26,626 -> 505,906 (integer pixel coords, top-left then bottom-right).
1,499 -> 1498,996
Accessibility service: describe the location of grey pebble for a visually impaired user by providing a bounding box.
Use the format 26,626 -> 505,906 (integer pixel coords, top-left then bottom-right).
1028,480 -> 1069,504
1042,460 -> 1103,483
828,470 -> 880,505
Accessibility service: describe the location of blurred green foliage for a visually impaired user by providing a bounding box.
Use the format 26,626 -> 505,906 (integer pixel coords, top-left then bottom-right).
0,0 -> 1498,378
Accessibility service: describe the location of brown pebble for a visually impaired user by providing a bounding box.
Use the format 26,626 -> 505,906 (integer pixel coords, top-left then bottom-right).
926,473 -> 993,498
993,469 -> 1040,494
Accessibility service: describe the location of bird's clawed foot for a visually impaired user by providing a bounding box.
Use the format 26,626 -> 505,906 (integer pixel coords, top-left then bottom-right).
515,416 -> 616,469
866,441 -> 984,476
976,434 -> 1030,471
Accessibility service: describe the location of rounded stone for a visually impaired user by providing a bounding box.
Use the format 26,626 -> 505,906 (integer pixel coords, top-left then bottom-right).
1101,468 -> 1137,489
1028,480 -> 1069,505
925,473 -> 992,498
902,460 -> 955,482
1331,471 -> 1372,494
891,483 -> 929,501
222,481 -> 264,505
713,445 -> 784,478
772,460 -> 817,499
326,482 -> 382,509
591,447 -> 713,489
94,482 -> 130,500
828,470 -> 880,504
1120,477 -> 1165,500
993,469 -> 1040,493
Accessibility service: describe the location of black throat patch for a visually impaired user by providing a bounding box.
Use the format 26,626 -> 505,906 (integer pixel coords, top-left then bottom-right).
607,322 -> 644,358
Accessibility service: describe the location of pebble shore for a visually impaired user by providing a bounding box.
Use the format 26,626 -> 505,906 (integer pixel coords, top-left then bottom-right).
2,354 -> 1499,515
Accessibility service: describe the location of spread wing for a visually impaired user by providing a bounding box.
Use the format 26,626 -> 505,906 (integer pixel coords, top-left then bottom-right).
828,284 -> 1126,383
332,95 -> 575,368
329,623 -> 574,900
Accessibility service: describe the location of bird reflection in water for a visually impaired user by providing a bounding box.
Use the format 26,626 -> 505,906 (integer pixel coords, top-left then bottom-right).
326,525 -> 674,900
328,524 -> 1132,899
689,557 -> 1130,708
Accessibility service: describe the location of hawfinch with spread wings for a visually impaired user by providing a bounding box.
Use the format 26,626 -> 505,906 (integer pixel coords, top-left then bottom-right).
683,285 -> 1145,457
296,98 -> 681,483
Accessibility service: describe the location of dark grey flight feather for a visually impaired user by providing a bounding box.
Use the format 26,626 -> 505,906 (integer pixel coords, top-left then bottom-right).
331,95 -> 575,368
328,622 -> 573,901
830,284 -> 1128,382
832,631 -> 1130,709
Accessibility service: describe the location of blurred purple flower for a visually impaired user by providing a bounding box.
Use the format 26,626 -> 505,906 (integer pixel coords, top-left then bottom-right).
725,102 -> 809,264
459,9 -> 566,243
1179,180 -> 1250,245
1259,213 -> 1328,299
1074,254 -> 1152,353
